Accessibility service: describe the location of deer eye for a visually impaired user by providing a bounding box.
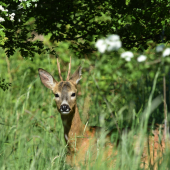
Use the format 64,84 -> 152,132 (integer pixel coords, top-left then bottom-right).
55,94 -> 59,97
71,93 -> 76,97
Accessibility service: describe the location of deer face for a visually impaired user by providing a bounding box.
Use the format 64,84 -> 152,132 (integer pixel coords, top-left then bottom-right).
38,58 -> 82,115
53,81 -> 78,114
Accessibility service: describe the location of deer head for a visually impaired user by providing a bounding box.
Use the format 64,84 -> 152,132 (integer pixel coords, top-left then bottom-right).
38,57 -> 82,115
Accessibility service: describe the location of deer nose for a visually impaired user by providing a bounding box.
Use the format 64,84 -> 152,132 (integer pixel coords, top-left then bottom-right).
60,104 -> 70,112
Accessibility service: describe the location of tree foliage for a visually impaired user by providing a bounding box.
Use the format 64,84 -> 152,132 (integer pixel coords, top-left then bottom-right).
0,0 -> 169,58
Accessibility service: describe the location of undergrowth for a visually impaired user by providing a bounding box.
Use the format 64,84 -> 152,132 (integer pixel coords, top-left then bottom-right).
0,46 -> 170,170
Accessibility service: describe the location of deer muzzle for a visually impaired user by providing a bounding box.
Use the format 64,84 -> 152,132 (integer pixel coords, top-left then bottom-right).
60,104 -> 71,114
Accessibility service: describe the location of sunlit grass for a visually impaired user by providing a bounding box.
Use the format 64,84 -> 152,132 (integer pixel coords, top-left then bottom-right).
0,47 -> 169,170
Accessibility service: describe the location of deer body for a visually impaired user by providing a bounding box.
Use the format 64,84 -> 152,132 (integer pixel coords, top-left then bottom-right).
38,58 -> 101,165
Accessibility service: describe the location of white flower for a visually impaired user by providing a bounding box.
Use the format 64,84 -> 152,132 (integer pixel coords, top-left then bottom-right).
107,35 -> 120,41
121,51 -> 134,61
0,17 -> 5,22
156,45 -> 164,53
95,34 -> 122,53
105,39 -> 122,51
95,39 -> 107,53
162,48 -> 170,57
137,55 -> 147,62
10,17 -> 14,21
0,5 -> 5,11
106,34 -> 122,51
9,13 -> 15,21
35,3 -> 37,7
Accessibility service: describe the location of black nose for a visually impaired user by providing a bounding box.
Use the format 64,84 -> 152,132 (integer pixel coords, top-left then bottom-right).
60,104 -> 70,112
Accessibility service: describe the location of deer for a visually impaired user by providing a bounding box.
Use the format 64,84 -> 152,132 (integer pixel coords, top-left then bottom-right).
38,57 -> 167,168
38,57 -> 112,166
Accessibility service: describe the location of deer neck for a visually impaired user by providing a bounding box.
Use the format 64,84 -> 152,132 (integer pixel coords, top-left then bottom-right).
60,104 -> 84,144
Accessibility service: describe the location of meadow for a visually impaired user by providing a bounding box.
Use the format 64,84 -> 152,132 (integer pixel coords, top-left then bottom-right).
0,40 -> 170,170
0,0 -> 170,169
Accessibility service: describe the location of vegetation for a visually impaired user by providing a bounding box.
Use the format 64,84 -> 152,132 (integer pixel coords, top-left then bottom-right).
0,38 -> 170,169
0,0 -> 170,57
0,0 -> 170,169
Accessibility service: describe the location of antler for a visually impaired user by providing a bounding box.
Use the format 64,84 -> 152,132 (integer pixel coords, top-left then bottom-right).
66,56 -> 71,81
57,58 -> 63,81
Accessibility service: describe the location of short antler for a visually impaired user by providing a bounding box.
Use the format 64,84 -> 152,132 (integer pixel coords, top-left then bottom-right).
66,56 -> 71,81
57,58 -> 63,81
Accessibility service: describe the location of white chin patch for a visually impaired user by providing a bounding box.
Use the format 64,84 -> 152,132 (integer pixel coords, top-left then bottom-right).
61,111 -> 70,115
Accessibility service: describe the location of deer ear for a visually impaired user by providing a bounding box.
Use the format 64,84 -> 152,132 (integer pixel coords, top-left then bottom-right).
69,66 -> 82,85
38,68 -> 58,90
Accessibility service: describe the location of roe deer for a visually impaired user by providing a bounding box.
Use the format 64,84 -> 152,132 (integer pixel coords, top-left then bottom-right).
38,57 -> 110,166
38,57 -> 167,168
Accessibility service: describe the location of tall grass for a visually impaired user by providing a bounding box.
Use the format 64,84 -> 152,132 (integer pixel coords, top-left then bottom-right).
0,47 -> 169,170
